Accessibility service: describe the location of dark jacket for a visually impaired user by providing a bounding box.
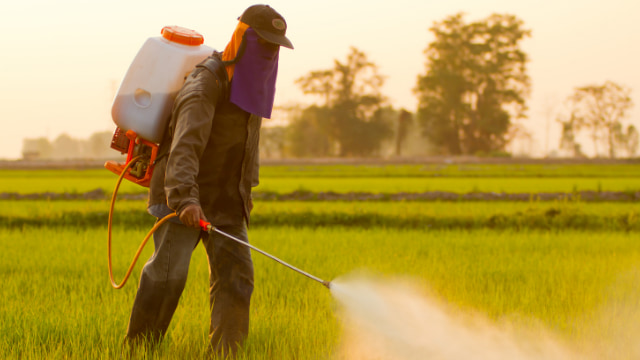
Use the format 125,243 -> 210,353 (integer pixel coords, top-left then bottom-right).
148,54 -> 261,226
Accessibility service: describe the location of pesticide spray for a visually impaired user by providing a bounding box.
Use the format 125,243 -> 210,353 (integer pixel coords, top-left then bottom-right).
329,275 -> 575,360
328,271 -> 640,360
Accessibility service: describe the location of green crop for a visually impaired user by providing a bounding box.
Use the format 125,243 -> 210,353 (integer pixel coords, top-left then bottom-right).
254,176 -> 640,194
1,223 -> 639,359
1,200 -> 639,231
1,161 -> 639,359
1,163 -> 639,195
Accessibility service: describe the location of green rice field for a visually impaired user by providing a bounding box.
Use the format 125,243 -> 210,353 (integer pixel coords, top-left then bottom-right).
1,162 -> 639,359
1,162 -> 639,194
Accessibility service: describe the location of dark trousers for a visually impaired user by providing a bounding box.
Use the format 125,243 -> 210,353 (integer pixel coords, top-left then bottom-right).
125,220 -> 254,356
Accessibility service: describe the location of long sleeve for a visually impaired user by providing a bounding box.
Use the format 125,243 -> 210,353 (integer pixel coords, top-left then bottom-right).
164,66 -> 222,214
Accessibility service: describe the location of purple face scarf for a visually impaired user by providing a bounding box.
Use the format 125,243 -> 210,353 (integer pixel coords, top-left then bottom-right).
229,28 -> 280,119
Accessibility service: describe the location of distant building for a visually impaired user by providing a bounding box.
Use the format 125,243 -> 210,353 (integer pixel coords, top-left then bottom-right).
22,137 -> 53,160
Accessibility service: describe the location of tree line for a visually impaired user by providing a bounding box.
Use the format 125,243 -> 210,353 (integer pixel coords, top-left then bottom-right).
274,12 -> 636,159
557,81 -> 637,158
22,13 -> 637,160
22,132 -> 114,160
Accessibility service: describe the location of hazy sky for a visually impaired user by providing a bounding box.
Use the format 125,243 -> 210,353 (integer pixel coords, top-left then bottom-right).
1,0 -> 638,159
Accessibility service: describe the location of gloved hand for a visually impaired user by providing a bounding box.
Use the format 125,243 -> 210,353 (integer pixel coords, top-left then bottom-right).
179,203 -> 207,228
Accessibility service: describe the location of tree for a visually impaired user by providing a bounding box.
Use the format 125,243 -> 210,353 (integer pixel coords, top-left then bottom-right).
565,81 -> 634,158
395,109 -> 413,156
295,47 -> 392,156
286,106 -> 333,157
618,124 -> 639,157
260,126 -> 287,159
88,131 -> 114,158
414,13 -> 530,155
558,115 -> 585,158
296,70 -> 334,107
52,133 -> 81,159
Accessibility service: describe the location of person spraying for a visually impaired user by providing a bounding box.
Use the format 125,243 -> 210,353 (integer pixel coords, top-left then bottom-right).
123,5 -> 294,357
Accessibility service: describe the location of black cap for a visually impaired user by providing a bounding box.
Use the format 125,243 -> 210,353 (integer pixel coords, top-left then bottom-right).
239,5 -> 293,49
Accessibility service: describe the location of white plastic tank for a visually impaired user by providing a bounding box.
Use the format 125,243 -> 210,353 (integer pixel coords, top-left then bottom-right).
111,26 -> 215,143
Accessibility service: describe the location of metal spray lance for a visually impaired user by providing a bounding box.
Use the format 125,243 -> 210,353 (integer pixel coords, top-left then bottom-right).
199,220 -> 332,289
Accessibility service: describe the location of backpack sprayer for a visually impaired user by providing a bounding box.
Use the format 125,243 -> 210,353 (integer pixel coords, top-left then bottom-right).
106,26 -> 331,290
105,25 -> 213,187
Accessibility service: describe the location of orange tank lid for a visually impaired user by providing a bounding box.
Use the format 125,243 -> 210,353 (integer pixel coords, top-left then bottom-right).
161,26 -> 204,46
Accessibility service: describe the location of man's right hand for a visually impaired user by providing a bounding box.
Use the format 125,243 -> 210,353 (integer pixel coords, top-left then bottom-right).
179,203 -> 207,228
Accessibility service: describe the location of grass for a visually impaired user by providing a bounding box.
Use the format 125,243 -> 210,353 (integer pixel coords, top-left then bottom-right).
1,223 -> 639,359
254,176 -> 640,194
256,163 -> 640,178
1,162 -> 639,358
1,163 -> 639,194
1,200 -> 639,231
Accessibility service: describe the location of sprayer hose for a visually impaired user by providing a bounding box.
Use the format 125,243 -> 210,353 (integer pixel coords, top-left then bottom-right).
107,158 -> 331,290
107,156 -> 177,289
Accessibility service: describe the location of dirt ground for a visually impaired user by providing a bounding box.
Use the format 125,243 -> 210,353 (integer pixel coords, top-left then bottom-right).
1,156 -> 639,169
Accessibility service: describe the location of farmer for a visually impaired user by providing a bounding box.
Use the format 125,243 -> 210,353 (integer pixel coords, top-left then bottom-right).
124,4 -> 293,357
